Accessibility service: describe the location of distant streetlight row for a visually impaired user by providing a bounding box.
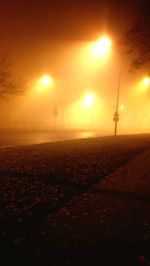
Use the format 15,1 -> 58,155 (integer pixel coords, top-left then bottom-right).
37,36 -> 149,135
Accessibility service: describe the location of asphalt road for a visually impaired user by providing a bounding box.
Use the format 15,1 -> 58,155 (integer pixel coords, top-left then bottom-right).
0,130 -> 100,147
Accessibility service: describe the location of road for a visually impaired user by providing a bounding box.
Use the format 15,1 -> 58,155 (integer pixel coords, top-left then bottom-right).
0,130 -> 100,147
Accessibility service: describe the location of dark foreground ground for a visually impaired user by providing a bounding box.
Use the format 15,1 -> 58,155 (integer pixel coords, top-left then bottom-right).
1,134 -> 150,266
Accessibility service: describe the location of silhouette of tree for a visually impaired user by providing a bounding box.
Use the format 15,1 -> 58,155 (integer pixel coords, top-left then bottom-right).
124,1 -> 150,72
0,55 -> 23,99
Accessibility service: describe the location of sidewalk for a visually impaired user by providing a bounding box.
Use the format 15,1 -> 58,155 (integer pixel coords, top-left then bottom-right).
39,149 -> 150,265
1,137 -> 150,265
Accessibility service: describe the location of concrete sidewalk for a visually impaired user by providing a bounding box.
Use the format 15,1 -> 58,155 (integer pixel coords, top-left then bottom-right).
40,149 -> 150,265
1,138 -> 150,265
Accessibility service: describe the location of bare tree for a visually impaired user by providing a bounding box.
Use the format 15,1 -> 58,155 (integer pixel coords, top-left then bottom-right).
0,54 -> 23,99
124,1 -> 150,72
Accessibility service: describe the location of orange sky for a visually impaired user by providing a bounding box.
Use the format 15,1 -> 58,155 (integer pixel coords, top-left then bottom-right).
0,0 -> 149,134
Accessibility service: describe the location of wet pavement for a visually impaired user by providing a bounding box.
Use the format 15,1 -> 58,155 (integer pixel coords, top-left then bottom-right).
0,130 -> 100,147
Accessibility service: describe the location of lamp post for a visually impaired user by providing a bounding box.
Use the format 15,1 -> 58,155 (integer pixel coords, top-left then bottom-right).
113,59 -> 122,136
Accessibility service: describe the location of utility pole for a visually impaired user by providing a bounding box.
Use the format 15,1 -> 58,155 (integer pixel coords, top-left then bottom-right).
113,60 -> 122,136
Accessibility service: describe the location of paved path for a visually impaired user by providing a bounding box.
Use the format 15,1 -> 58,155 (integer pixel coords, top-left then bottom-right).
40,149 -> 150,265
64,149 -> 150,237
1,136 -> 150,265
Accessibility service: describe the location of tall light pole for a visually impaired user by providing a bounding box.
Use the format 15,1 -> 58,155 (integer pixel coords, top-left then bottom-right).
113,59 -> 122,136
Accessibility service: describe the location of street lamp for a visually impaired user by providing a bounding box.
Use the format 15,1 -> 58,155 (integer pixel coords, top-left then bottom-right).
120,104 -> 125,111
40,75 -> 54,87
91,36 -> 112,58
143,76 -> 150,86
113,59 -> 122,136
84,93 -> 94,107
92,36 -> 123,136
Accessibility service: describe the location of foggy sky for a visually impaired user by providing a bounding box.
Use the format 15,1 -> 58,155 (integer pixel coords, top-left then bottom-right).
0,0 -> 140,42
0,0 -> 141,78
0,0 -> 149,134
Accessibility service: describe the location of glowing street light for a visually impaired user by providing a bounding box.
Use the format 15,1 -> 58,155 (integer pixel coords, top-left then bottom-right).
91,36 -> 112,57
120,104 -> 125,111
84,93 -> 95,107
40,75 -> 54,87
143,76 -> 150,86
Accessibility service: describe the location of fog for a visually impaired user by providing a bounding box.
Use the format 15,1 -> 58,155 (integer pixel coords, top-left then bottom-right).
0,40 -> 150,136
